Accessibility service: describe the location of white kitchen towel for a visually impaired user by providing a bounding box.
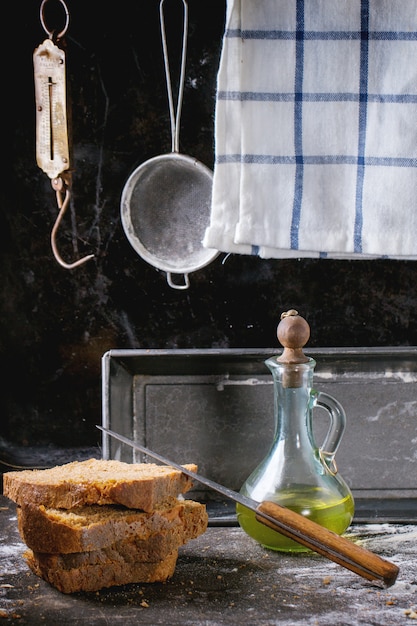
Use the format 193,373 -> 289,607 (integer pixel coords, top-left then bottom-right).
203,0 -> 417,259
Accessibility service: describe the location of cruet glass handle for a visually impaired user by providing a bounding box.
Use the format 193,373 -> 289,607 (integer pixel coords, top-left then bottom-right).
311,390 -> 347,474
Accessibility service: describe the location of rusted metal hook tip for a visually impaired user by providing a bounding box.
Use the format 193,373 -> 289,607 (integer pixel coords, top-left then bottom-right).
50,184 -> 94,270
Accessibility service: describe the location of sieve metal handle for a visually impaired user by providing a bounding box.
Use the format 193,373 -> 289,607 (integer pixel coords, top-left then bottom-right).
160,0 -> 188,154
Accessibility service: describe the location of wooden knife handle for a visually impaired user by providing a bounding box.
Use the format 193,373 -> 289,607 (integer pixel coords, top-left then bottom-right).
256,501 -> 399,587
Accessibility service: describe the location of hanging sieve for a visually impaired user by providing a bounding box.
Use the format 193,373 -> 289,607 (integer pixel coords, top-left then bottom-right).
120,0 -> 219,290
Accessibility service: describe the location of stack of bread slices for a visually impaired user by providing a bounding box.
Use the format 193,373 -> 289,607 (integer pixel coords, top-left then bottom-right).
3,458 -> 208,594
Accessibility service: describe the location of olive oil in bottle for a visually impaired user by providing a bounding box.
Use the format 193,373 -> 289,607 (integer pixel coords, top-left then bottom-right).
237,489 -> 354,552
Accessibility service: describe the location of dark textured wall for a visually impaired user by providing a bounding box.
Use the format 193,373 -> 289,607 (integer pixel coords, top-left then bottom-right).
2,0 -> 417,448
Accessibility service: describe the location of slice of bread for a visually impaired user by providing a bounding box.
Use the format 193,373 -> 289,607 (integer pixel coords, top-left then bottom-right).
4,458 -> 197,511
18,499 -> 208,553
24,548 -> 179,593
30,526 -> 198,567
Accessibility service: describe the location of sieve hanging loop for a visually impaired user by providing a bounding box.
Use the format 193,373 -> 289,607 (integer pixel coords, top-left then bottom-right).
160,0 -> 188,154
167,271 -> 190,290
40,0 -> 70,41
50,176 -> 95,270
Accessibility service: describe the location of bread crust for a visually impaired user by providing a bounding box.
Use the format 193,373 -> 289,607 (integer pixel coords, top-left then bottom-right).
3,459 -> 197,511
18,499 -> 208,553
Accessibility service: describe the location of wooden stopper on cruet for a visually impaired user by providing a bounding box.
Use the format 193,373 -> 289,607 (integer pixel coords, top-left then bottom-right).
277,309 -> 310,364
276,310 -> 310,387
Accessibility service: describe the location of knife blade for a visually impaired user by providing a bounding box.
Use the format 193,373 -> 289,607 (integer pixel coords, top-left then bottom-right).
97,425 -> 399,587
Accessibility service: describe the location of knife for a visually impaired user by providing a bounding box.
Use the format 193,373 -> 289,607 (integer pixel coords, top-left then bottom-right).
97,426 -> 399,587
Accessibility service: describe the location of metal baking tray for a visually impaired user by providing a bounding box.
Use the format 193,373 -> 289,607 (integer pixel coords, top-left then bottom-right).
101,347 -> 417,523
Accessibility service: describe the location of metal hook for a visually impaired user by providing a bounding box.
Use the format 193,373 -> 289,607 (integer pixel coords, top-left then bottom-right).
50,177 -> 94,269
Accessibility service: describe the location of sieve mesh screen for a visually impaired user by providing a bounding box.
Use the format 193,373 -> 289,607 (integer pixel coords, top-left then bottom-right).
122,154 -> 216,272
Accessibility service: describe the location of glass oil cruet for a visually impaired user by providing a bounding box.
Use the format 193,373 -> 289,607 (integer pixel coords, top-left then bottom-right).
236,309 -> 355,551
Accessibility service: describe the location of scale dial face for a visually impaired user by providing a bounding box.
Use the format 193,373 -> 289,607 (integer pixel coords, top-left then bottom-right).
34,38 -> 69,180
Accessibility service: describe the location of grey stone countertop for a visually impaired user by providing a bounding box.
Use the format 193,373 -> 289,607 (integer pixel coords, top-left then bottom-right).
0,495 -> 416,626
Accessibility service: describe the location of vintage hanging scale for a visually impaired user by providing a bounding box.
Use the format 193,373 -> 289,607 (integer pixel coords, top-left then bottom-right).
237,310 -> 355,551
33,0 -> 94,269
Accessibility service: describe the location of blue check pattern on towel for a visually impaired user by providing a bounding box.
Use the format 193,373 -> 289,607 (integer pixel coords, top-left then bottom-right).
203,0 -> 417,259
